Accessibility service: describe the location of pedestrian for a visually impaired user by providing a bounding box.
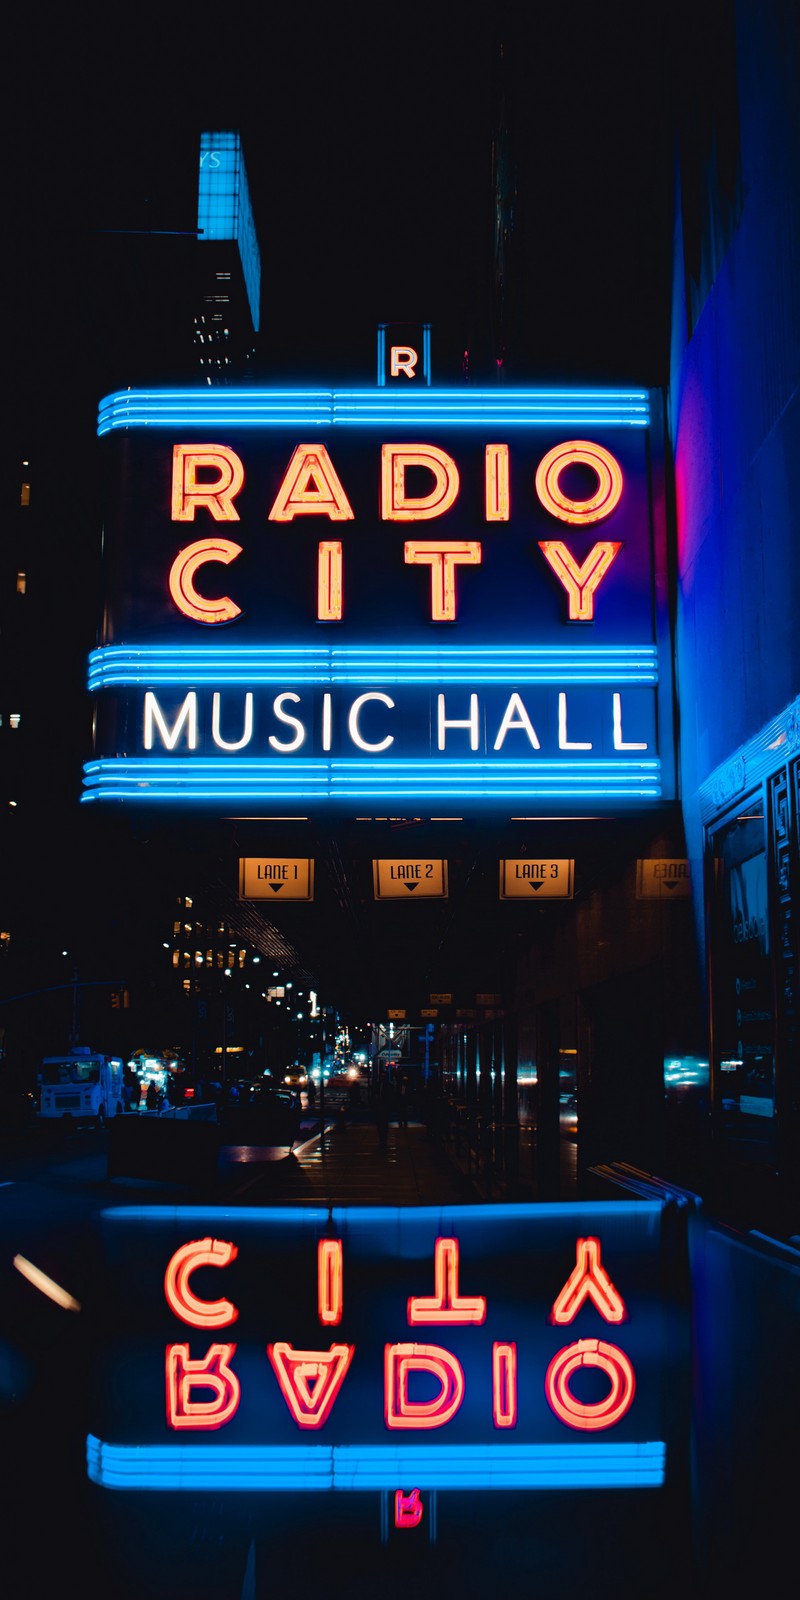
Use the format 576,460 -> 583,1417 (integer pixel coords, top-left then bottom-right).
373,1068 -> 393,1149
397,1073 -> 410,1128
145,1079 -> 160,1113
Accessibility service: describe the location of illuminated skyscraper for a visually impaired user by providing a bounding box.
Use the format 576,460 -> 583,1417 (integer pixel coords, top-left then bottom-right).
90,129 -> 262,393
194,131 -> 261,384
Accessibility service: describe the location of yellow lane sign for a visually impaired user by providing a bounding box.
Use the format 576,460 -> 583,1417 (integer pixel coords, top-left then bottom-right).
499,860 -> 574,899
373,859 -> 448,900
239,858 -> 314,901
636,859 -> 691,898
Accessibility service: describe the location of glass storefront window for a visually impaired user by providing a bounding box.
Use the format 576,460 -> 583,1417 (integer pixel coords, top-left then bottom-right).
709,807 -> 776,1163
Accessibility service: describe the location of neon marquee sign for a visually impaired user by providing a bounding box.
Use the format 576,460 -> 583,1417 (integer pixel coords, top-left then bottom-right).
84,388 -> 673,810
87,1202 -> 676,1501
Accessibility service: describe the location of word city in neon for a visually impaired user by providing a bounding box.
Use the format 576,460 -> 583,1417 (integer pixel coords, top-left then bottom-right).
164,1232 -> 634,1436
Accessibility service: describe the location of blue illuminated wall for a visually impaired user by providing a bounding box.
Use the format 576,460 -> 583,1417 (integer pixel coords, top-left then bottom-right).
669,7 -> 800,963
198,132 -> 261,332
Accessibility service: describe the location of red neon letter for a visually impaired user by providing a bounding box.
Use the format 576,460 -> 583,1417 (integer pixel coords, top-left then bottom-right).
544,1338 -> 635,1430
168,538 -> 243,624
550,1237 -> 627,1324
385,1343 -> 465,1429
317,540 -> 343,620
318,1239 -> 343,1326
267,1343 -> 354,1428
485,444 -> 510,520
492,1342 -> 517,1428
171,445 -> 244,521
408,1237 -> 486,1324
538,541 -> 621,621
404,541 -> 481,621
268,444 -> 354,522
381,444 -> 460,520
166,1342 -> 240,1430
164,1238 -> 238,1329
534,440 -> 623,524
395,1489 -> 424,1527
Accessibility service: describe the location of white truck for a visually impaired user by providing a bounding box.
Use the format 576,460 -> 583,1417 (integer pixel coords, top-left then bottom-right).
38,1049 -> 125,1126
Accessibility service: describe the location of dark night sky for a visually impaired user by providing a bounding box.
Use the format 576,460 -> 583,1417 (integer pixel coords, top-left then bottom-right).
11,1 -> 679,401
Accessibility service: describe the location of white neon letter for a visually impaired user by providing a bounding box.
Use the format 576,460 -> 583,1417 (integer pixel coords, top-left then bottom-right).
558,693 -> 592,751
612,693 -> 648,750
437,693 -> 480,751
212,693 -> 253,751
268,692 -> 306,752
347,692 -> 395,752
144,692 -> 198,751
493,693 -> 541,751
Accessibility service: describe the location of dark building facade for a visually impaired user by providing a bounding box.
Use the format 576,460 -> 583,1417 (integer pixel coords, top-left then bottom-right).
669,0 -> 800,1227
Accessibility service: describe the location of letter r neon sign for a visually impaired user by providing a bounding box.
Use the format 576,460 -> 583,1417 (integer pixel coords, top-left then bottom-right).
390,345 -> 418,377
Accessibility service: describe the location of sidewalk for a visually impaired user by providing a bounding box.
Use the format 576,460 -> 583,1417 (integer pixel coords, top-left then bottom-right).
264,1109 -> 482,1207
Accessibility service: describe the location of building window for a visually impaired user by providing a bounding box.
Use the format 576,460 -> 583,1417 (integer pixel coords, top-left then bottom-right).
20,482 -> 30,507
9,714 -> 21,730
707,803 -> 776,1162
16,572 -> 26,594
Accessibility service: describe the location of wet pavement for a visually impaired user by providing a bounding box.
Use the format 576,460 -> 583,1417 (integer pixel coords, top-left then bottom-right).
2,1106 -> 695,1600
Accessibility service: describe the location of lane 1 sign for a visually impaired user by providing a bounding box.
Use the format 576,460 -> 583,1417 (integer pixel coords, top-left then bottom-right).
373,859 -> 448,900
499,860 -> 574,900
239,858 -> 315,900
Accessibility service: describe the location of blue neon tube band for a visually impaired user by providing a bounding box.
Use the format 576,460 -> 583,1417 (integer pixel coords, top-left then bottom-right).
81,760 -> 662,803
97,388 -> 651,436
87,644 -> 658,690
86,1435 -> 665,1492
100,1200 -> 657,1224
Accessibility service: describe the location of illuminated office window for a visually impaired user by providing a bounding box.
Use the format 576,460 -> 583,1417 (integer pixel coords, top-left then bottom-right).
16,572 -> 26,594
20,482 -> 30,507
9,714 -> 21,730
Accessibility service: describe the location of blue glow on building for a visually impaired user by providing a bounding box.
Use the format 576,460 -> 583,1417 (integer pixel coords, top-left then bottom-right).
97,387 -> 650,435
198,132 -> 261,332
86,1435 -> 666,1492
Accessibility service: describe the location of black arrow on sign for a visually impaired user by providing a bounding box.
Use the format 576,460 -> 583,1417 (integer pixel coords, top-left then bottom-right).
269,883 -> 284,893
405,883 -> 419,892
529,881 -> 544,891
